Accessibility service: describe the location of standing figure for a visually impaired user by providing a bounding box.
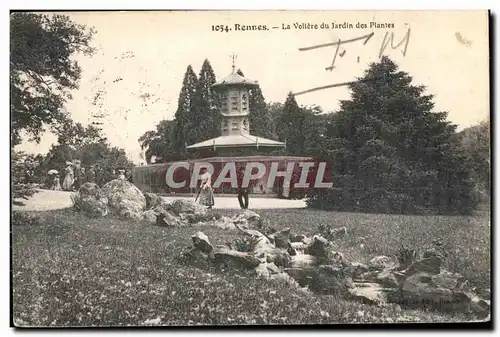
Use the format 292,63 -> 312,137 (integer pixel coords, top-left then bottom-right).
86,166 -> 96,184
236,165 -> 249,209
118,169 -> 125,180
62,164 -> 74,191
197,168 -> 215,209
52,174 -> 62,191
80,167 -> 86,184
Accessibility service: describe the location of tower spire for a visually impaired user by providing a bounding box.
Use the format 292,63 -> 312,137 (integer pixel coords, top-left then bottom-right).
230,53 -> 237,73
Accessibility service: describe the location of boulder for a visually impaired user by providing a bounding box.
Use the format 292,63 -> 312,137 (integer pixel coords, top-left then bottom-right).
290,234 -> 306,243
255,262 -> 281,279
191,232 -> 213,253
165,199 -> 207,216
144,192 -> 165,209
267,251 -> 292,268
348,282 -> 388,305
74,183 -> 109,217
405,256 -> 442,277
351,262 -> 370,279
212,247 -> 261,269
375,268 -> 400,288
368,255 -> 398,271
400,272 -> 468,313
290,242 -> 306,251
430,270 -> 464,289
284,267 -> 316,287
304,235 -> 330,257
156,210 -> 179,227
268,228 -> 291,248
211,216 -> 237,230
310,265 -> 355,295
141,209 -> 158,224
101,179 -> 146,218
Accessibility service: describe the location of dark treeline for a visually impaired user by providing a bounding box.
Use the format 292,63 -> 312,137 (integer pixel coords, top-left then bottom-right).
140,56 -> 488,215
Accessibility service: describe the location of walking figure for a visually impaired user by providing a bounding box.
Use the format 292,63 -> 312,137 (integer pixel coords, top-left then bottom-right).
237,165 -> 249,209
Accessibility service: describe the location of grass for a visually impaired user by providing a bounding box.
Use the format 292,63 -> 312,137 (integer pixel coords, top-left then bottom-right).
11,207 -> 490,326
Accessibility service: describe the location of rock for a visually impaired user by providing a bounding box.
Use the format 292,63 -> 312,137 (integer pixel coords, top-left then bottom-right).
266,251 -> 292,268
375,268 -> 400,288
156,211 -> 179,227
305,235 -> 330,257
191,232 -> 213,253
269,228 -> 291,248
405,256 -> 442,277
101,179 -> 147,218
242,210 -> 260,222
143,192 -> 165,209
470,297 -> 490,319
430,270 -> 464,289
255,262 -> 281,278
141,209 -> 158,224
212,247 -> 261,269
423,248 -> 444,259
330,251 -> 348,265
74,183 -> 109,217
166,199 -> 207,216
310,265 -> 355,295
290,254 -> 315,269
179,247 -> 211,267
348,282 -> 388,305
284,267 -> 316,287
211,216 -> 237,230
290,234 -> 306,243
290,242 -> 306,251
368,255 -> 398,271
327,226 -> 348,240
400,272 -> 469,313
351,262 -> 370,279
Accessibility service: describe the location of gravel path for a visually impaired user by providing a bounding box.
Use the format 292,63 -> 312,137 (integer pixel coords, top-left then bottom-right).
12,189 -> 307,212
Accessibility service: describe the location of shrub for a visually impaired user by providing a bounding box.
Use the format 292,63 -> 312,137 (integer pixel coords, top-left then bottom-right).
232,236 -> 261,253
12,211 -> 39,226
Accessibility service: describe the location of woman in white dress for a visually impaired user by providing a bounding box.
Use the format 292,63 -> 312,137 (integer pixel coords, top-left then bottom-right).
62,164 -> 74,191
198,168 -> 215,209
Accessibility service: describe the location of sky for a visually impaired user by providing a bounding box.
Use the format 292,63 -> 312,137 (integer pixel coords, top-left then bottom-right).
15,10 -> 490,163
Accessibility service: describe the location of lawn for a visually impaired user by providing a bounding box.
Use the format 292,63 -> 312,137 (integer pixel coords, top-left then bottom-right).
11,207 -> 490,327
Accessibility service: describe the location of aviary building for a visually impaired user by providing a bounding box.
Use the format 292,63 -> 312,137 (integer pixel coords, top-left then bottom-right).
133,62 -> 314,197
186,64 -> 285,156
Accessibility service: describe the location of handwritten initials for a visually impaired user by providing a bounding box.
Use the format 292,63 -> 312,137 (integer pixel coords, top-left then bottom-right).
294,28 -> 411,96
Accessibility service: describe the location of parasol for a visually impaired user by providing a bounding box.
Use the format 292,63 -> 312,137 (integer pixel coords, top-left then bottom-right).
48,169 -> 59,175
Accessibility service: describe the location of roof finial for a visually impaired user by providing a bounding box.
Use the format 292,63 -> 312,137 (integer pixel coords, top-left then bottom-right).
230,53 -> 237,73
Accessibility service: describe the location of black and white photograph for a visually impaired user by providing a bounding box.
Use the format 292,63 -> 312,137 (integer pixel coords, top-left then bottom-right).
10,10 -> 491,328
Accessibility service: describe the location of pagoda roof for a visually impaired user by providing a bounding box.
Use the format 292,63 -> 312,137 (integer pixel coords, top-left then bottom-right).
187,134 -> 285,150
212,70 -> 259,89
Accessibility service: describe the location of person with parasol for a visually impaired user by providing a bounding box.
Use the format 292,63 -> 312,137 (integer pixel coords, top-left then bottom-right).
48,169 -> 61,191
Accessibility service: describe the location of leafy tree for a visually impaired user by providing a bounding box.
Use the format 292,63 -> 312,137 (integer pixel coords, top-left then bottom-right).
276,92 -> 308,155
138,119 -> 177,163
455,119 -> 490,203
10,12 -> 95,146
236,69 -> 275,138
173,65 -> 198,158
308,56 -> 478,215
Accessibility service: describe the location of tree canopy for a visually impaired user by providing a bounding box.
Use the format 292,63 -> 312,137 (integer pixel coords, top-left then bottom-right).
10,13 -> 95,146
307,56 -> 479,215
